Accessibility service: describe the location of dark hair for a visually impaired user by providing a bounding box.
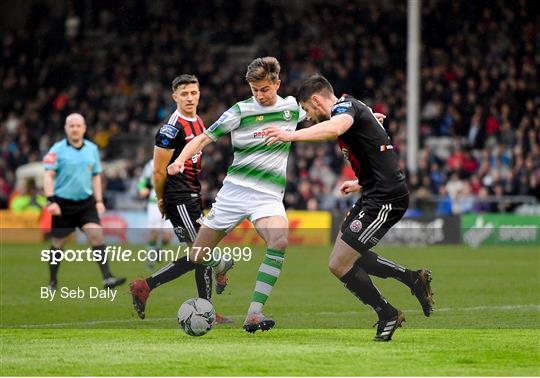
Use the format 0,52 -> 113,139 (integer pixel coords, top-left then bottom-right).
296,74 -> 334,103
172,74 -> 199,91
245,57 -> 281,83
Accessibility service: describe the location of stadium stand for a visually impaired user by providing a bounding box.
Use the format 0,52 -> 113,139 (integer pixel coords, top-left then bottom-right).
1,0 -> 538,214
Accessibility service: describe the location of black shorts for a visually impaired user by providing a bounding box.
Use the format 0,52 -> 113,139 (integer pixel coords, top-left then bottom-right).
340,194 -> 409,252
164,196 -> 203,244
51,196 -> 100,238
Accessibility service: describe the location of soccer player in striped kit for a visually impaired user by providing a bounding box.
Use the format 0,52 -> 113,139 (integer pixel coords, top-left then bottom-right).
167,58 -> 299,332
265,75 -> 434,341
167,58 -> 387,333
130,75 -> 231,324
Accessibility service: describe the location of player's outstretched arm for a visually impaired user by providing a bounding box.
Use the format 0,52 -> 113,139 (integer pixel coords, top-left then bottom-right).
265,114 -> 353,145
167,133 -> 212,175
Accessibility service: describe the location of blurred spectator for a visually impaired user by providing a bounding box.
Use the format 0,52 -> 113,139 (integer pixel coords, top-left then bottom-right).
9,178 -> 46,214
435,186 -> 452,216
0,0 -> 538,215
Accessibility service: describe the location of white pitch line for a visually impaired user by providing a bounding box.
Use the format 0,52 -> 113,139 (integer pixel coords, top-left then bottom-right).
12,304 -> 540,328
16,317 -> 176,328
312,304 -> 540,316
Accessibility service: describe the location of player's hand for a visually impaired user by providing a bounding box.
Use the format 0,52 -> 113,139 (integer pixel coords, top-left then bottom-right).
374,112 -> 386,124
47,202 -> 61,216
265,127 -> 294,146
167,160 -> 185,175
340,180 -> 362,195
157,199 -> 166,218
96,201 -> 106,215
138,188 -> 150,199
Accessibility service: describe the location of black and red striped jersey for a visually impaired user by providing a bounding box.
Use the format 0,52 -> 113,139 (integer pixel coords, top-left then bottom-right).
331,95 -> 408,201
155,110 -> 205,197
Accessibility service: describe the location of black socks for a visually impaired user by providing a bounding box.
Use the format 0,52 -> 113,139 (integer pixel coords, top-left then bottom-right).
146,257 -> 213,301
340,259 -> 397,320
195,265 -> 213,301
93,244 -> 112,279
48,246 -> 62,282
357,250 -> 415,287
146,256 -> 196,289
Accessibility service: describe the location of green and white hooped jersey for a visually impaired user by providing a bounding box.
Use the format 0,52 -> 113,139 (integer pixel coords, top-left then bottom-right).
205,96 -> 306,198
137,159 -> 157,204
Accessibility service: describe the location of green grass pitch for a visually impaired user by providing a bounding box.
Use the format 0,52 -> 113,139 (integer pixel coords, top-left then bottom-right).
1,242 -> 539,376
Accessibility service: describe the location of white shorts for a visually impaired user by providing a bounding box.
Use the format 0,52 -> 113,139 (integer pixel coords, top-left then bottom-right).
203,181 -> 287,232
147,203 -> 173,230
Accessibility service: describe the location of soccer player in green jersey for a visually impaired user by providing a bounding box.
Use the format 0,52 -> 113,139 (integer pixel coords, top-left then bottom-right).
166,58 -> 387,332
168,57 -> 299,332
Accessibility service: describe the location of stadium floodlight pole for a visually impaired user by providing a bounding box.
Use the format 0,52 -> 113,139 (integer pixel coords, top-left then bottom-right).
407,0 -> 421,174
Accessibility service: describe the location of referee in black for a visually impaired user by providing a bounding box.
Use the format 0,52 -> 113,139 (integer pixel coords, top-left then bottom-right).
43,113 -> 125,290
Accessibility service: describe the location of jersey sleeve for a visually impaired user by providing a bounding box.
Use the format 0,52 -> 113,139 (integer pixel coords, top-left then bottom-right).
155,124 -> 183,149
299,105 -> 307,122
331,100 -> 357,121
204,104 -> 241,141
43,145 -> 59,171
92,145 -> 103,175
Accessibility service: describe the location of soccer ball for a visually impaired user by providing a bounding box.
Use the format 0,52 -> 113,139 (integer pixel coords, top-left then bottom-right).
177,298 -> 216,336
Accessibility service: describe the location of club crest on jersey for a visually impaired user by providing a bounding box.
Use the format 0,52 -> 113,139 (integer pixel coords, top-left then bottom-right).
283,110 -> 291,121
159,124 -> 178,139
350,220 -> 362,233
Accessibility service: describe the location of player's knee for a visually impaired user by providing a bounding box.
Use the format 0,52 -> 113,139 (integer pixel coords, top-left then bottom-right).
328,259 -> 346,278
51,238 -> 66,250
268,234 -> 288,251
149,229 -> 159,240
84,225 -> 104,245
88,234 -> 104,246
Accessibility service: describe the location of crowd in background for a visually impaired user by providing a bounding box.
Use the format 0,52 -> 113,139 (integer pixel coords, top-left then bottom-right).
1,0 -> 538,214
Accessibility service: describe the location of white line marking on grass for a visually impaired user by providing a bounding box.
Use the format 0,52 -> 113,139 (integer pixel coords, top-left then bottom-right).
305,304 -> 540,316
17,317 -> 176,328
13,304 -> 540,328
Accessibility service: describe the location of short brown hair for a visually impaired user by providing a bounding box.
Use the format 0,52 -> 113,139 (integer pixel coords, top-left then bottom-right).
296,74 -> 334,103
172,74 -> 199,91
245,57 -> 281,83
